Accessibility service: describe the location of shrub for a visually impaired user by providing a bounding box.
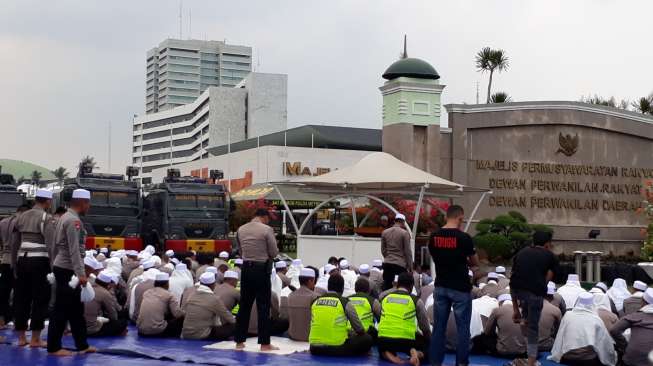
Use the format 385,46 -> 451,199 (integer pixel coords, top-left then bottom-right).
474,233 -> 512,261
474,211 -> 553,259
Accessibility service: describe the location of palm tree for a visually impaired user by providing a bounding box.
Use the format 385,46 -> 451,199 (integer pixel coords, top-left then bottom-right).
51,166 -> 69,184
30,170 -> 42,186
632,96 -> 653,114
475,47 -> 510,103
490,92 -> 512,103
80,155 -> 99,171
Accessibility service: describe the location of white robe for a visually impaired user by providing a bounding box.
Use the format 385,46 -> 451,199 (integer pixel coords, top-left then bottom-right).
169,269 -> 194,302
471,296 -> 499,338
607,279 -> 631,312
286,264 -> 302,289
557,282 -> 585,309
548,306 -> 617,366
341,269 -> 358,297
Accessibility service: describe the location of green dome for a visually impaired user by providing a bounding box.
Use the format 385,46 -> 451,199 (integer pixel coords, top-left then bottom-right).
0,159 -> 55,181
382,57 -> 440,80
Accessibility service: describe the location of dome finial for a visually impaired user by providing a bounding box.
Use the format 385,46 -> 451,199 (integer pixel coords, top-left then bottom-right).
402,34 -> 407,59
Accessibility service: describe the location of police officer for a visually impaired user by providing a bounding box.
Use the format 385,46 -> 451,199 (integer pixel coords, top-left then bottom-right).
309,273 -> 373,356
0,204 -> 29,330
347,277 -> 381,340
47,189 -> 96,356
13,189 -> 55,347
234,208 -> 279,351
377,272 -> 431,365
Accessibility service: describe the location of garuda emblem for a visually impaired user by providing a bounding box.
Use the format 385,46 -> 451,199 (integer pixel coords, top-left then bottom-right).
556,132 -> 579,157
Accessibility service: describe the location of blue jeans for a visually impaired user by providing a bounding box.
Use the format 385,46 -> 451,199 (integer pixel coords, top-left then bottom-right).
430,287 -> 472,366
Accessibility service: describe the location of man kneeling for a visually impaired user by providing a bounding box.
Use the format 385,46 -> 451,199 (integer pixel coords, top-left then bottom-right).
137,272 -> 185,337
309,273 -> 373,356
377,272 -> 431,365
85,271 -> 128,337
182,272 -> 236,340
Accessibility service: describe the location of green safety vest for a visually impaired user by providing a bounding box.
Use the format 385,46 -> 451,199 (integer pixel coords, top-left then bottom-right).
348,293 -> 374,331
378,291 -> 417,340
309,294 -> 349,346
231,303 -> 240,315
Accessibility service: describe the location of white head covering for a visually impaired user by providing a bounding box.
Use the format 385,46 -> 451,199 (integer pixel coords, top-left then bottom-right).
169,264 -> 193,301
358,264 -> 370,274
175,263 -> 187,271
495,266 -> 506,274
593,282 -> 608,293
487,272 -> 498,280
141,259 -> 155,270
224,270 -> 239,280
547,282 -> 556,295
126,250 -> 139,257
234,259 -> 243,265
395,213 -> 406,221
574,291 -> 595,311
633,280 -> 647,292
99,248 -> 108,254
393,275 -> 398,283
339,259 -> 349,269
607,278 -> 631,312
155,272 -> 169,282
498,293 -> 512,303
72,189 -> 91,199
324,264 -> 336,274
590,288 -> 613,311
84,256 -> 103,270
165,250 -> 174,258
199,272 -> 216,285
35,188 -> 53,199
468,270 -> 474,277
170,258 -> 180,265
219,251 -> 229,259
567,274 -> 580,285
97,271 -> 113,284
300,268 -> 315,278
205,266 -> 218,274
151,255 -> 162,266
644,288 -> 653,304
292,259 -> 302,267
275,261 -> 287,269
372,259 -> 383,268
144,245 -> 155,255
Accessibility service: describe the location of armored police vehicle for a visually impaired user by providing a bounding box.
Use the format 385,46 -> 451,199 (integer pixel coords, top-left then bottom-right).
55,165 -> 142,251
141,169 -> 230,254
0,173 -> 25,219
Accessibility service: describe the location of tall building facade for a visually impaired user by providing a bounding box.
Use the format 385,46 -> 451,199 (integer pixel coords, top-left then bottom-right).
133,72 -> 287,183
146,38 -> 252,114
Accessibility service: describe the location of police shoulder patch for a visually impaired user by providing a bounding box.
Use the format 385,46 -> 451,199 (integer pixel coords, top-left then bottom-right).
74,220 -> 81,230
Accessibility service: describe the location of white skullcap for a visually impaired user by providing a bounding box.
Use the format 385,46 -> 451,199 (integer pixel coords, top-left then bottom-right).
498,293 -> 511,302
394,275 -> 399,283
224,270 -> 239,280
141,259 -> 155,269
479,283 -> 487,289
126,250 -> 139,257
548,285 -> 556,295
495,266 -> 506,274
589,287 -> 603,294
547,281 -> 556,290
200,272 -> 216,285
234,259 -> 243,265
151,255 -> 161,266
175,263 -> 187,271
275,261 -> 287,269
110,274 -> 120,284
144,245 -> 155,254
165,250 -> 174,257
594,282 -> 608,293
97,271 -> 113,284
155,272 -> 169,282
170,258 -> 180,265
84,256 -> 101,269
468,270 -> 474,277
372,259 -> 383,267
339,259 -> 349,269
219,251 -> 229,259
395,213 -> 406,221
358,264 -> 370,274
644,288 -> 653,304
292,259 -> 302,266
634,280 -> 648,292
488,272 -> 498,280
100,247 -> 108,254
567,274 -> 580,283
205,266 -> 218,274
72,189 -> 91,199
300,268 -> 315,278
35,188 -> 53,199
324,264 -> 336,274
96,253 -> 106,262
577,292 -> 594,306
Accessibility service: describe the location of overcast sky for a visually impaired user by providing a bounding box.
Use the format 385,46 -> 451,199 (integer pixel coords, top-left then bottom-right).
1,0 -> 652,175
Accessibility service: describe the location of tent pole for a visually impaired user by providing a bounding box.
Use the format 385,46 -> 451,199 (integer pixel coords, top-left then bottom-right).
349,196 -> 358,229
410,185 -> 426,266
273,185 -> 300,235
358,207 -> 376,228
464,191 -> 492,232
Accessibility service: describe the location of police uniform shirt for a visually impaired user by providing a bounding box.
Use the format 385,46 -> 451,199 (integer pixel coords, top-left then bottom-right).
181,285 -> 235,340
213,283 -> 240,311
0,215 -> 17,264
281,285 -> 319,341
85,284 -> 120,334
53,209 -> 87,277
137,287 -> 185,335
15,206 -> 54,260
236,217 -> 278,262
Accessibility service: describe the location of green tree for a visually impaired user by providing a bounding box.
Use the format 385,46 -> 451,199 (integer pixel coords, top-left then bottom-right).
30,170 -> 42,186
51,166 -> 69,183
79,155 -> 99,173
474,211 -> 553,260
631,96 -> 652,114
490,92 -> 512,103
580,94 -> 617,107
475,47 -> 509,103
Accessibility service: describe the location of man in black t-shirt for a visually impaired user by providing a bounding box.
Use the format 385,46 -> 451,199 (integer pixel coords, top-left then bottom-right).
428,205 -> 478,366
510,230 -> 559,366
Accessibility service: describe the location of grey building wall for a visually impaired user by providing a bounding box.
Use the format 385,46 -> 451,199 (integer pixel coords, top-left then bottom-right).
208,87 -> 247,147
244,73 -> 288,138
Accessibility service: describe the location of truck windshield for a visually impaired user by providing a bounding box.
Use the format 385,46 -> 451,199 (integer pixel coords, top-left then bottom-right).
170,194 -> 224,210
88,191 -> 139,217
